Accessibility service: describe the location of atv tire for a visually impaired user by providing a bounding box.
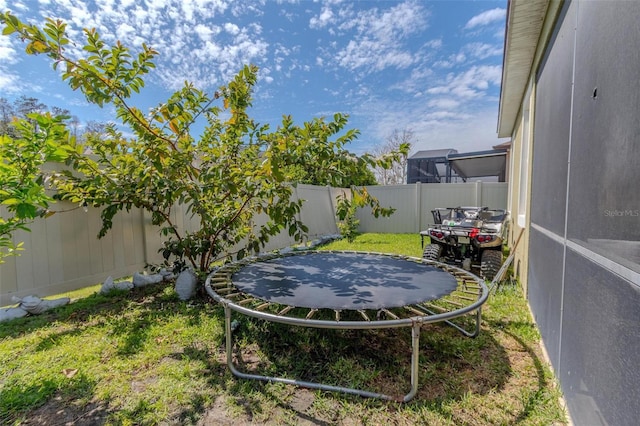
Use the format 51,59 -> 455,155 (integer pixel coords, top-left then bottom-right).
481,249 -> 503,281
423,244 -> 443,262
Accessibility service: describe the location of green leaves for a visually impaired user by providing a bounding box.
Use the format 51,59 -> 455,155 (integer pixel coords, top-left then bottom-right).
0,12 -> 395,273
0,113 -> 73,262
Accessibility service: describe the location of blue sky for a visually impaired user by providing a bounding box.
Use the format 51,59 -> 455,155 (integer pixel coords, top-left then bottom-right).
0,0 -> 508,155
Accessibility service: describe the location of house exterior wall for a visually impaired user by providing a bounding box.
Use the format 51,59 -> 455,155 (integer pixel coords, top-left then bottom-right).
502,1 -> 640,424
506,113 -> 530,289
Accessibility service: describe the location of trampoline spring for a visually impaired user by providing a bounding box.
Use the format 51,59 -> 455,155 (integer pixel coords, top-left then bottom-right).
305,309 -> 318,320
455,295 -> 476,302
461,282 -> 481,290
256,302 -> 271,311
405,306 -> 427,316
278,306 -> 294,316
211,284 -> 232,291
225,293 -> 243,300
357,310 -> 371,321
381,309 -> 399,320
423,303 -> 447,313
209,277 -> 228,283
238,298 -> 257,306
443,299 -> 464,308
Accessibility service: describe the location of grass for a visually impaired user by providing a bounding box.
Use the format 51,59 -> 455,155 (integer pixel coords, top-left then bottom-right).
0,233 -> 568,425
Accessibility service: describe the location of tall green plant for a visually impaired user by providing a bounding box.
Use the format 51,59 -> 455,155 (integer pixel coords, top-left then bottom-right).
0,114 -> 73,262
0,13 -> 399,274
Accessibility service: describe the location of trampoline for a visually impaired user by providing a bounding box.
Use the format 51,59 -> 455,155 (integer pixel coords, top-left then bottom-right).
205,250 -> 489,402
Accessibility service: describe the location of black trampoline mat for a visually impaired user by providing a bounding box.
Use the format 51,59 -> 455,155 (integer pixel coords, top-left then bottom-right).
231,252 -> 458,310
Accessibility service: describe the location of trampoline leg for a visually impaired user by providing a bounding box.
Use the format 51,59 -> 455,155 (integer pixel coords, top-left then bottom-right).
224,305 -> 234,370
404,322 -> 422,403
222,307 -> 423,403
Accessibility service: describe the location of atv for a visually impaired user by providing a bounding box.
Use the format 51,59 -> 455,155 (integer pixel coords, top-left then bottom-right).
419,207 -> 508,280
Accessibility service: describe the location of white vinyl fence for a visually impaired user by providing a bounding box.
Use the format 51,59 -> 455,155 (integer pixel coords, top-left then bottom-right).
1,182 -> 506,306
357,181 -> 508,233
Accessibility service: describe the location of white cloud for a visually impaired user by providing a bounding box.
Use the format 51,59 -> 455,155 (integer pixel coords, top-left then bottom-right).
359,102 -> 503,155
427,65 -> 502,99
194,24 -> 217,41
464,42 -> 502,60
22,0 -> 268,91
464,8 -> 506,30
0,36 -> 19,65
427,98 -> 461,110
224,22 -> 240,35
309,6 -> 334,29
0,68 -> 21,93
116,22 -> 135,40
4,0 -> 505,156
316,0 -> 430,74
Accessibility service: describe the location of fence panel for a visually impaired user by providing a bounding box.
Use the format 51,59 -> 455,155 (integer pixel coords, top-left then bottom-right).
1,183 -> 507,305
358,182 -> 508,234
1,203 -> 147,306
356,185 -> 419,233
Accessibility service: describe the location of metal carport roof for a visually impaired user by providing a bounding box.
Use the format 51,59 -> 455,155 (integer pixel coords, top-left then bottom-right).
448,149 -> 507,179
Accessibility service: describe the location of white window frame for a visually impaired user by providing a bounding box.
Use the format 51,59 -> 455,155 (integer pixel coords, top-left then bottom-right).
518,82 -> 533,228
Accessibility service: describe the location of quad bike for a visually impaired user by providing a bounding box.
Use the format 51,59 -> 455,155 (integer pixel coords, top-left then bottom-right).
419,207 -> 508,280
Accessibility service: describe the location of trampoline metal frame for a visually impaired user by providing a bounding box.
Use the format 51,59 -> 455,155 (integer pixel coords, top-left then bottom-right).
205,250 -> 489,403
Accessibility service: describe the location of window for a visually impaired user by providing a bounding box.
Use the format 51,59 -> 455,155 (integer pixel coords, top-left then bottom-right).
518,83 -> 533,228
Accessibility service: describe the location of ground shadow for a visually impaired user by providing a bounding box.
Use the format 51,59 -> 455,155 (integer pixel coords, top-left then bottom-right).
228,316 -> 511,404
3,283 -> 558,425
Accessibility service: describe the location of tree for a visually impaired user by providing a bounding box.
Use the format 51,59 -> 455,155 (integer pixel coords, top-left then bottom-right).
1,13 -> 397,274
274,118 -> 378,187
372,128 -> 413,185
0,113 -> 74,262
0,97 -> 16,137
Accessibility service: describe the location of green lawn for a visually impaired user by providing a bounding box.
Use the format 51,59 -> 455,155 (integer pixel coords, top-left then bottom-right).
0,233 -> 567,425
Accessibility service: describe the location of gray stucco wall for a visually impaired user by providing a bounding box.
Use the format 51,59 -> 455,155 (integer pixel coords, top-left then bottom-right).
529,1 -> 640,425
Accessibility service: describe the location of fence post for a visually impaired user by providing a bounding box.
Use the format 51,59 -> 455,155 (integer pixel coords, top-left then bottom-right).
475,181 -> 483,206
141,208 -> 151,265
415,182 -> 422,232
327,185 -> 339,234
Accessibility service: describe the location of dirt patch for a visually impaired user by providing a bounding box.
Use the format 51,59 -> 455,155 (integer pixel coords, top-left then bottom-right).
19,396 -> 109,426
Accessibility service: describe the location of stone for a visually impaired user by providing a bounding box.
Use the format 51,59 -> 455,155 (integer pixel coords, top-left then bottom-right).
159,268 -> 176,281
0,307 -> 29,322
13,295 -> 70,315
100,276 -> 134,294
175,269 -> 198,301
132,272 -> 164,287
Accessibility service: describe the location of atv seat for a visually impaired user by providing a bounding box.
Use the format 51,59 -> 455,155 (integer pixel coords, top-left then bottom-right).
431,208 -> 454,224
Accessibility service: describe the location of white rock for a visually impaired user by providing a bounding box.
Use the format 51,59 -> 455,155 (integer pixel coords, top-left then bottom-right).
159,269 -> 176,281
100,276 -> 134,294
175,269 -> 198,301
0,307 -> 29,322
115,281 -> 134,290
132,272 -> 164,287
14,295 -> 70,315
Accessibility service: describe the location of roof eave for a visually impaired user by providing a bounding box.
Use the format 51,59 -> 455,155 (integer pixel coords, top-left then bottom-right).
497,0 -> 549,138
